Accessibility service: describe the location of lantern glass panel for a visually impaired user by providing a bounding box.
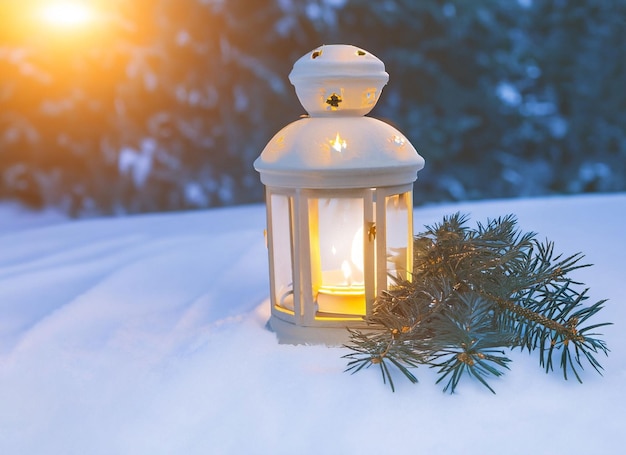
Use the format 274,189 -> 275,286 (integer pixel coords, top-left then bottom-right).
269,193 -> 295,313
385,191 -> 412,284
308,196 -> 366,316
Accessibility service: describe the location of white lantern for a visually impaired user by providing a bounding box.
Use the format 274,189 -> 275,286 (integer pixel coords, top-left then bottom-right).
254,44 -> 425,344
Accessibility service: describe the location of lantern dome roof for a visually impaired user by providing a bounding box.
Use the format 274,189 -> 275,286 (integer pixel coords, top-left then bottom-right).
254,116 -> 424,189
289,44 -> 389,117
255,44 -> 425,189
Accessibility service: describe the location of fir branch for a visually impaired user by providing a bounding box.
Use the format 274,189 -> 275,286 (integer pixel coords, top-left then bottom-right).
343,213 -> 611,393
344,328 -> 422,392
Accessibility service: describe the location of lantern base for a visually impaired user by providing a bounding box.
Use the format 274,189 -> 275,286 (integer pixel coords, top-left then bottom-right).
267,314 -> 376,346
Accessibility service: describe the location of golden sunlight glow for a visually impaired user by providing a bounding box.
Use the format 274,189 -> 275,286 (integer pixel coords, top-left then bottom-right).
39,1 -> 95,27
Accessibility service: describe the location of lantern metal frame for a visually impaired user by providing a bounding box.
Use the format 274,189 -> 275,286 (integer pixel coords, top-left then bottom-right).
255,45 -> 425,344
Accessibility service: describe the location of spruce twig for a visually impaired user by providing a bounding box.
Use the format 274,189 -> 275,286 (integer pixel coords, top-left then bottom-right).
343,213 -> 610,393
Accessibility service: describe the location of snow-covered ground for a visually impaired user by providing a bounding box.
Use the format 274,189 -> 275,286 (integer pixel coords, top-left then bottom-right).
0,194 -> 624,454
0,202 -> 68,235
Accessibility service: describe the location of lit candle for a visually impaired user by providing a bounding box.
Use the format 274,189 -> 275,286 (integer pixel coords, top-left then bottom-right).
316,228 -> 366,315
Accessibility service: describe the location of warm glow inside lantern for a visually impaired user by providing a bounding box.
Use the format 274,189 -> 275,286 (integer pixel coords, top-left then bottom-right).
254,45 -> 425,344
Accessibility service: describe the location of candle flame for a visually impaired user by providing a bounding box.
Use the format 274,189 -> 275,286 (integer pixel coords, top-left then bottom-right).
351,226 -> 364,273
341,260 -> 352,284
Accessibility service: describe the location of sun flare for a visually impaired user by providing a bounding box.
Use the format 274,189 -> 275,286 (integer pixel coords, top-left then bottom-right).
39,1 -> 95,27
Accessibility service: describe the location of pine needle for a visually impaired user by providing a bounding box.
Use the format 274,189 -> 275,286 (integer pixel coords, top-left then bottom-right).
343,213 -> 610,393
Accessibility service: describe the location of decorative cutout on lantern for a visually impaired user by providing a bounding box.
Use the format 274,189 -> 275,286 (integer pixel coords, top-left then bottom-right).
254,44 -> 425,344
362,88 -> 377,107
326,93 -> 342,109
391,134 -> 406,147
330,133 -> 347,152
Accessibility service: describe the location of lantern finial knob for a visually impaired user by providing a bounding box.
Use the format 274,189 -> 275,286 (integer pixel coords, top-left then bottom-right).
289,44 -> 389,117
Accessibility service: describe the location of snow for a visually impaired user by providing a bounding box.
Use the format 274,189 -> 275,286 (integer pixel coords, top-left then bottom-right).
0,194 -> 624,454
0,202 -> 67,235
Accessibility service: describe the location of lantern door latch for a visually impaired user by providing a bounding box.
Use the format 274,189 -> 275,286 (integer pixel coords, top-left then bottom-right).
368,223 -> 376,242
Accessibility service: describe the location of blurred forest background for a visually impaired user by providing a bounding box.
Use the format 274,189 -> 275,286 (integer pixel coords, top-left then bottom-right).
1,0 -> 625,217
